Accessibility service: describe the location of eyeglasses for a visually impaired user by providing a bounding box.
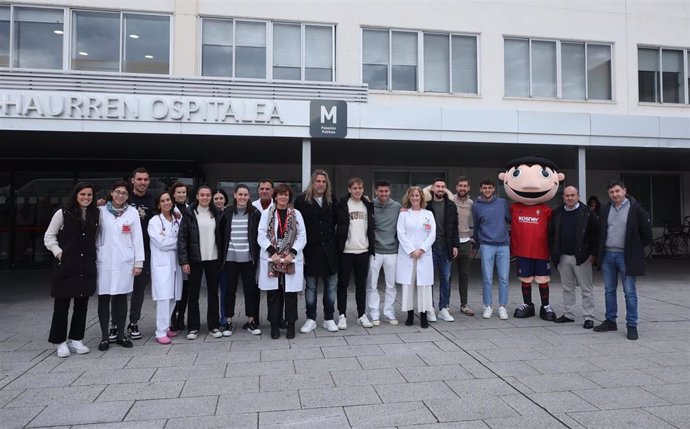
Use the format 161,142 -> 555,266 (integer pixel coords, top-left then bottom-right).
113,190 -> 129,197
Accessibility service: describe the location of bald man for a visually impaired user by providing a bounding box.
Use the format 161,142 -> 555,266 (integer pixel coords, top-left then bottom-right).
548,186 -> 599,329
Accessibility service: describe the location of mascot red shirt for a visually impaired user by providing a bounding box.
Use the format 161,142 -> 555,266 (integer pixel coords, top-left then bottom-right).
499,155 -> 564,321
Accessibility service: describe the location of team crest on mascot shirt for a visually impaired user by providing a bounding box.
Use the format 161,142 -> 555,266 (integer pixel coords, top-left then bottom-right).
499,155 -> 565,321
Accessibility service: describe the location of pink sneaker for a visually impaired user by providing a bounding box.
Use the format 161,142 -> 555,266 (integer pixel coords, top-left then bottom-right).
155,336 -> 171,345
166,329 -> 178,338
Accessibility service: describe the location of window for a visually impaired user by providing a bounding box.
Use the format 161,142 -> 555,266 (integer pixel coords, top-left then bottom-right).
13,7 -> 64,69
362,28 -> 478,94
0,6 -> 9,67
622,174 -> 681,227
638,47 -> 689,104
71,11 -> 170,74
504,37 -> 612,101
201,18 -> 334,81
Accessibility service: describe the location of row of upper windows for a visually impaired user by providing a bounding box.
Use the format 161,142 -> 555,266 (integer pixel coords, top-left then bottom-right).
0,5 -> 689,105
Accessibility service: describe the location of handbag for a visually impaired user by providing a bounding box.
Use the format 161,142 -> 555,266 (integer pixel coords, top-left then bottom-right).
269,261 -> 295,275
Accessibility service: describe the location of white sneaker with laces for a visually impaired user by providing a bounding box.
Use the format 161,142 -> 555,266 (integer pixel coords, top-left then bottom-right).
300,319 -> 317,333
498,306 -> 509,320
67,339 -> 90,355
186,330 -> 198,340
56,341 -> 70,358
427,310 -> 437,322
371,319 -> 381,326
483,306 -> 493,319
337,314 -> 348,330
388,318 -> 399,326
438,308 -> 455,322
322,319 -> 339,332
358,315 -> 374,328
209,329 -> 223,338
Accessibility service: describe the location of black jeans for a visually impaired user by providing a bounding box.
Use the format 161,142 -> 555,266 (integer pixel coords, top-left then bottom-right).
223,261 -> 259,320
267,276 -> 298,324
171,279 -> 189,328
337,252 -> 370,317
98,294 -> 128,341
188,261 -> 220,332
129,255 -> 150,324
49,296 -> 89,344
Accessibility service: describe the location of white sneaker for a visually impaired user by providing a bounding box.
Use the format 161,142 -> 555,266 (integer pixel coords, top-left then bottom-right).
300,319 -> 317,333
427,310 -> 437,322
483,306 -> 493,319
56,341 -> 70,358
388,318 -> 399,326
438,308 -> 455,322
371,319 -> 381,326
186,330 -> 198,340
67,340 -> 90,355
337,314 -> 348,330
358,315 -> 374,328
322,319 -> 339,332
498,306 -> 509,320
209,329 -> 223,338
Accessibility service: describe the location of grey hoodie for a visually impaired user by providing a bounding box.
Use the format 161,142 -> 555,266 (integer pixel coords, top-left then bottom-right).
373,197 -> 402,254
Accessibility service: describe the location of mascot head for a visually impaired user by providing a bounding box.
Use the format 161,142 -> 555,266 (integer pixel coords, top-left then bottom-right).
498,155 -> 565,205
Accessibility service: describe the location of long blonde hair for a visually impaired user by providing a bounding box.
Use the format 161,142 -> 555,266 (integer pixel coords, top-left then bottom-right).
303,169 -> 333,205
402,186 -> 427,209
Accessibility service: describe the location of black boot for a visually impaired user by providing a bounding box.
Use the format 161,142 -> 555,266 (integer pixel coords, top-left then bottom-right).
420,311 -> 429,329
286,322 -> 295,339
405,310 -> 414,326
271,323 -> 280,339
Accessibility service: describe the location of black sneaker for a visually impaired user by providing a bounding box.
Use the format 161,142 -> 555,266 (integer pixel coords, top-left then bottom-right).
128,323 -> 142,340
583,320 -> 594,329
116,338 -> 133,348
593,319 -> 618,332
555,315 -> 575,324
243,321 -> 261,335
514,303 -> 535,318
626,326 -> 638,340
222,323 -> 233,337
539,305 -> 557,322
108,327 -> 117,343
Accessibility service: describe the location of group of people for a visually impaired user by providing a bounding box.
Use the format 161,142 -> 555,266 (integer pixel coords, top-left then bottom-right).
44,165 -> 652,358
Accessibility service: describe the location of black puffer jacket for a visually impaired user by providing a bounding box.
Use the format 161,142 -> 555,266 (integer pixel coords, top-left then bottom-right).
549,202 -> 598,266
177,202 -> 222,265
597,197 -> 652,276
335,195 -> 375,255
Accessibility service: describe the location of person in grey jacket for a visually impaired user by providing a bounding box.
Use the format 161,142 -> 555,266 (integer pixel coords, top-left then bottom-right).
366,180 -> 402,325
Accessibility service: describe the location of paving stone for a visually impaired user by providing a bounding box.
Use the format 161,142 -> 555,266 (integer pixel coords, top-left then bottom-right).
0,388 -> 22,407
260,346 -> 323,361
484,361 -> 542,377
0,406 -> 42,428
72,421 -> 167,429
331,368 -> 405,387
637,351 -> 690,367
259,407 -> 349,429
167,414 -> 257,429
567,408 -> 675,428
73,367 -> 156,386
226,359 -> 295,377
294,357 -> 361,373
322,344 -> 385,358
398,422 -> 489,429
484,415 -> 569,428
375,381 -> 456,403
418,350 -> 476,366
344,401 -> 437,428
182,375 -> 259,396
5,370 -> 83,389
527,391 -> 598,413
287,335 -> 348,348
523,357 -> 602,375
193,349 -> 261,365
150,364 -> 226,381
379,342 -> 440,356
229,339 -> 291,352
580,368 -> 665,388
641,383 -> 690,405
499,393 -> 552,416
125,353 -> 197,368
125,396 -> 217,420
98,380 -> 184,401
640,365 -> 690,383
260,372 -> 334,392
299,385 -> 381,408
424,394 -> 518,422
460,362 -> 497,379
28,401 -> 133,427
446,378 -> 517,396
398,364 -> 474,383
358,354 -> 426,370
581,355 -> 660,371
6,385 -> 105,407
0,341 -> 30,352
344,334 -> 402,345
168,342 -> 231,354
0,350 -> 44,363
51,357 -> 132,372
217,391 -> 300,414
396,331 -> 446,343
644,404 -> 690,428
514,373 -> 600,393
572,386 -> 670,410
477,347 -> 548,362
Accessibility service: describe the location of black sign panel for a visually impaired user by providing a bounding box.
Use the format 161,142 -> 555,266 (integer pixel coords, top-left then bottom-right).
309,100 -> 347,138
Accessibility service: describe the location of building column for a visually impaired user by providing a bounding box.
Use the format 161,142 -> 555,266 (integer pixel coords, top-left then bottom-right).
578,146 -> 587,199
302,138 -> 311,190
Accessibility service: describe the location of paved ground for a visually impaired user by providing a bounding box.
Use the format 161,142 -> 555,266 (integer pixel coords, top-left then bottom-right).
0,258 -> 689,428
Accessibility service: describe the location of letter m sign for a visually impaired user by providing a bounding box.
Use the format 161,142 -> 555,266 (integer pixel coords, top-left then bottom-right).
310,100 -> 347,138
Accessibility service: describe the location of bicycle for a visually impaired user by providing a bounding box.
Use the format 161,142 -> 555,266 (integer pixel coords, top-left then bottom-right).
646,216 -> 690,259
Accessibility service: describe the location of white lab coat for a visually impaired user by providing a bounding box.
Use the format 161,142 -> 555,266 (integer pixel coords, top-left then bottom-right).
257,208 -> 307,292
396,209 -> 436,286
148,213 -> 183,301
96,206 -> 145,295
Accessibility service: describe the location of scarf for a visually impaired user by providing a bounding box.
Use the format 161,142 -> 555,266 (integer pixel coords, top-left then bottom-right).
267,206 -> 297,256
106,201 -> 128,218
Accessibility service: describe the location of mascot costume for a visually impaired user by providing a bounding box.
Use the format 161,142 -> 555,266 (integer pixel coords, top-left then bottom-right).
499,155 -> 564,321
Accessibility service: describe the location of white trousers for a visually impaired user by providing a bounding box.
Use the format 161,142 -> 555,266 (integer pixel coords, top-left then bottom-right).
155,299 -> 176,338
557,255 -> 595,320
367,253 -> 398,320
400,259 -> 433,313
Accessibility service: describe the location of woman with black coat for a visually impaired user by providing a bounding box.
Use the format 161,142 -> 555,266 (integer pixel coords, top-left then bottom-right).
44,182 -> 100,358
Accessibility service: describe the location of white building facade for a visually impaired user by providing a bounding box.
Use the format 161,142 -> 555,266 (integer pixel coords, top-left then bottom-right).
0,0 -> 689,268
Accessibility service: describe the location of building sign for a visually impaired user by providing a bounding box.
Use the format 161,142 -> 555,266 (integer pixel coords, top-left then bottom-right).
0,92 -> 286,124
310,100 -> 347,138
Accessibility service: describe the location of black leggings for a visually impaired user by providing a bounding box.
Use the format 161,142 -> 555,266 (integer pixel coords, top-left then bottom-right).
98,294 -> 128,341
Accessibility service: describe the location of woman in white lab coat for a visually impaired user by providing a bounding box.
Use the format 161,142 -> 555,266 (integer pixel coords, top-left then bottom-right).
257,184 -> 306,340
396,186 -> 436,328
96,181 -> 145,351
148,191 -> 183,345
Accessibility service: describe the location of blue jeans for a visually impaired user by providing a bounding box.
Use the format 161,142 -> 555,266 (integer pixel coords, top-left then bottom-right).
601,251 -> 638,327
432,243 -> 452,309
479,245 -> 510,307
305,273 -> 337,321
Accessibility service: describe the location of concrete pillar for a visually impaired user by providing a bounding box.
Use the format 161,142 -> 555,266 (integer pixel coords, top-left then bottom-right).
578,146 -> 587,200
302,138 -> 311,190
